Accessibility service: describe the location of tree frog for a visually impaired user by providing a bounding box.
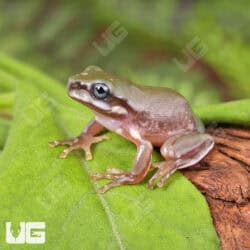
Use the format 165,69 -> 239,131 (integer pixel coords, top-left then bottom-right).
49,66 -> 214,193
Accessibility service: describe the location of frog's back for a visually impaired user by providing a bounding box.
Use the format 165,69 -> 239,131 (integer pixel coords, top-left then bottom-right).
127,84 -> 199,137
137,85 -> 188,113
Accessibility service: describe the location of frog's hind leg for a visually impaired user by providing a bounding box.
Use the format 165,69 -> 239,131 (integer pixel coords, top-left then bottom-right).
148,133 -> 214,189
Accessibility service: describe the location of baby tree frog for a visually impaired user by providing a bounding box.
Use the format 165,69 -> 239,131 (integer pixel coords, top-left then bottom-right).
49,66 -> 214,193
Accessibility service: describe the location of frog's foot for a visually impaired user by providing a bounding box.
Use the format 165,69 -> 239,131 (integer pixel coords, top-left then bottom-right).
148,133 -> 214,189
91,168 -> 140,193
148,161 -> 177,189
91,140 -> 153,193
49,134 -> 108,160
91,167 -> 125,180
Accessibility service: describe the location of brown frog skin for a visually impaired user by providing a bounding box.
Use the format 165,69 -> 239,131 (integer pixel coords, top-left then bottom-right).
49,66 -> 214,193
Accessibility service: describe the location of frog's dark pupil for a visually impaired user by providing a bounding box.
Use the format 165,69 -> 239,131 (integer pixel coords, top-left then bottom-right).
93,83 -> 110,99
97,86 -> 105,94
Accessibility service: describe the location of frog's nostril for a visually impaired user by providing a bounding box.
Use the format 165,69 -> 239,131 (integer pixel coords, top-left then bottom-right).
68,80 -> 82,91
72,82 -> 81,88
75,81 -> 82,85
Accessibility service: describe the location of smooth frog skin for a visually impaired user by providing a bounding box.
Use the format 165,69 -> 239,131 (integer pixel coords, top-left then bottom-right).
49,66 -> 214,193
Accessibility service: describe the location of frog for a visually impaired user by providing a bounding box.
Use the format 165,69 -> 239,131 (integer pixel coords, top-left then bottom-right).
49,66 -> 214,193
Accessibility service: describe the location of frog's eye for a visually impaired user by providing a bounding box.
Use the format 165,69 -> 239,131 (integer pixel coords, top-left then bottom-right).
92,83 -> 110,99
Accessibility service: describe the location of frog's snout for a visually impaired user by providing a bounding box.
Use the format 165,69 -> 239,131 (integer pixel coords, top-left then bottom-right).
67,79 -> 85,92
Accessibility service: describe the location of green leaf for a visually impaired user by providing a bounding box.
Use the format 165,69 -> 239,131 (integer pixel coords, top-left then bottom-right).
0,55 -> 219,249
0,92 -> 15,109
0,69 -> 17,92
195,99 -> 250,125
0,117 -> 10,149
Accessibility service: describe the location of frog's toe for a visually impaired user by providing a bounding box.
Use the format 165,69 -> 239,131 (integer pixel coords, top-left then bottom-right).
84,150 -> 93,161
149,162 -> 161,172
81,135 -> 108,160
91,167 -> 126,180
148,161 -> 177,189
48,139 -> 74,147
98,181 -> 122,193
92,135 -> 109,143
59,147 -> 75,159
80,144 -> 92,160
148,172 -> 168,189
91,172 -> 122,181
148,174 -> 159,189
157,173 -> 173,188
106,167 -> 124,174
48,141 -> 58,147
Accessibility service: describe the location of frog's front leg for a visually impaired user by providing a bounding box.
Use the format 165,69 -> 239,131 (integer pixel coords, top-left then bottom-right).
91,134 -> 153,193
148,133 -> 214,189
49,119 -> 108,160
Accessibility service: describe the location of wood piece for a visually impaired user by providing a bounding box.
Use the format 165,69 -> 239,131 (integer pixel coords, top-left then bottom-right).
181,127 -> 250,250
